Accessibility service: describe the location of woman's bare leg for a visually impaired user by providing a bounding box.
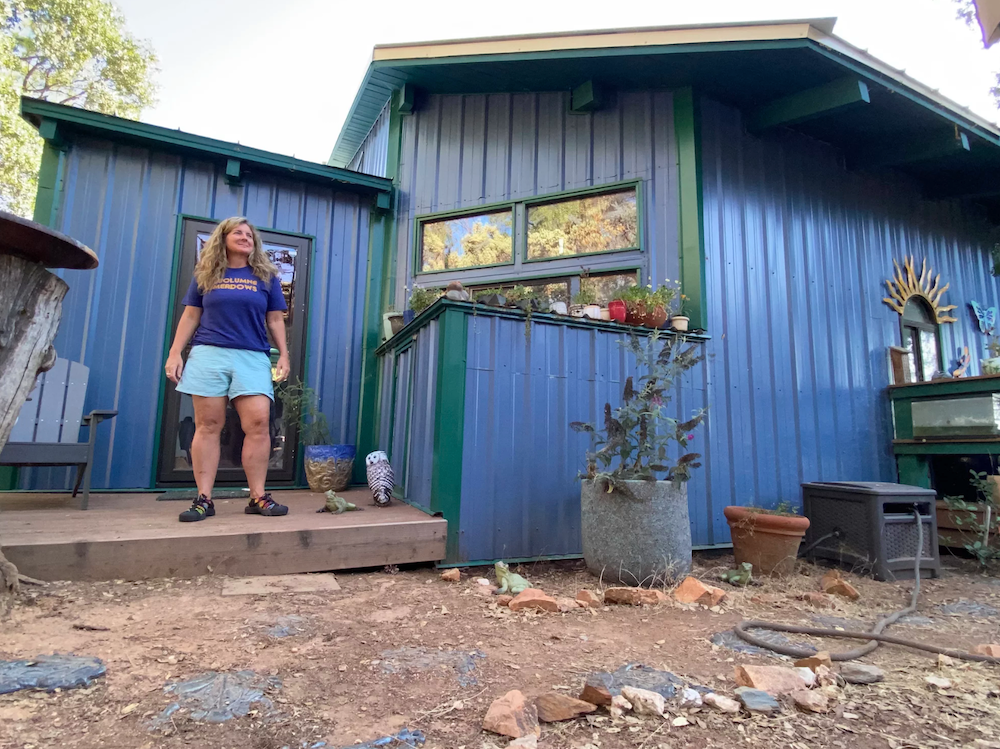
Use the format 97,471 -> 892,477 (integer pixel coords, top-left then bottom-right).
190,395 -> 228,497
232,394 -> 272,499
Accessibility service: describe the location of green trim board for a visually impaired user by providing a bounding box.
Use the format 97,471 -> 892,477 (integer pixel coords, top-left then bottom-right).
673,88 -> 707,331
430,306 -> 468,561
747,77 -> 870,132
32,142 -> 66,227
22,97 -> 391,195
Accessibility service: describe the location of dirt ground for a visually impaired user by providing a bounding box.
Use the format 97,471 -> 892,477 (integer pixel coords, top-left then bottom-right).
1,553 -> 999,749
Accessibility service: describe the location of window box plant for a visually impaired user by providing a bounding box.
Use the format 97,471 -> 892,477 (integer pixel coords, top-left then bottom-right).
571,331 -> 707,586
723,502 -> 810,577
614,281 -> 678,329
277,380 -> 355,493
407,286 -> 441,323
669,294 -> 690,332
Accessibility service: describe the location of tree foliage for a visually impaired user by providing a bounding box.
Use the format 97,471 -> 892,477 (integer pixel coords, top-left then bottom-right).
0,0 -> 157,216
421,212 -> 513,271
954,0 -> 1000,107
527,190 -> 637,259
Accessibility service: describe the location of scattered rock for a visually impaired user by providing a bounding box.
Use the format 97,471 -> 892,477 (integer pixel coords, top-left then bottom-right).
975,644 -> 1000,657
703,693 -> 741,713
794,652 -> 833,672
838,663 -> 884,685
938,600 -> 999,618
508,589 -> 559,613
621,686 -> 666,717
579,663 -> 689,704
710,629 -> 816,659
799,592 -> 835,609
678,687 -> 703,707
734,687 -> 780,713
483,690 -> 540,739
534,693 -> 597,722
821,570 -> 860,601
609,694 -> 632,718
734,665 -> 808,696
576,589 -> 603,608
440,568 -> 461,582
496,595 -> 514,607
925,675 -> 952,690
814,665 -> 841,688
579,680 -> 612,706
672,716 -> 691,727
555,597 -> 582,613
673,577 -> 727,606
508,736 -> 538,749
937,654 -> 956,668
791,689 -> 829,713
603,587 -> 664,606
792,667 -> 817,688
476,577 -> 492,587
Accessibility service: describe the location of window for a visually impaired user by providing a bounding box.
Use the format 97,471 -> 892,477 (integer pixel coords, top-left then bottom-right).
526,189 -> 638,260
901,298 -> 940,382
467,270 -> 638,308
419,209 -> 513,272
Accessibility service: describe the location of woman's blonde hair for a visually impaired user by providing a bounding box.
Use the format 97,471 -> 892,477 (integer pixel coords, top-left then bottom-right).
193,217 -> 277,293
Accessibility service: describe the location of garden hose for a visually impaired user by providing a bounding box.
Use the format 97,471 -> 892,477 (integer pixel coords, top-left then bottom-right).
733,508 -> 1000,664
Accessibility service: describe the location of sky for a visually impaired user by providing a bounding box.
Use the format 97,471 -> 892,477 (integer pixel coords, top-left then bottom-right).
111,0 -> 1000,165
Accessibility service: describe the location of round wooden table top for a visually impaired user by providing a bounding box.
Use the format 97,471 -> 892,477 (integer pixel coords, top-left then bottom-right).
0,210 -> 99,270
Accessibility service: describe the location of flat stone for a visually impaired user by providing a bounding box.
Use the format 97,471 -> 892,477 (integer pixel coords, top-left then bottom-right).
609,693 -> 631,719
440,568 -> 460,582
799,592 -> 835,608
925,675 -> 952,690
974,644 -> 1000,657
814,665 -> 841,687
604,587 -> 664,606
938,600 -> 999,618
710,629 -> 816,659
496,595 -> 514,607
555,597 -> 582,613
821,570 -> 860,601
508,589 -> 559,613
621,686 -> 666,717
673,576 -> 727,606
839,663 -> 884,684
579,663 -> 689,705
579,680 -> 612,706
792,667 -> 817,688
508,736 -> 538,749
734,687 -> 780,713
534,692 -> 597,722
791,689 -> 829,713
734,665 -> 808,695
703,693 -> 741,713
483,690 -> 540,739
795,652 -> 833,672
678,687 -> 702,707
576,589 -> 603,608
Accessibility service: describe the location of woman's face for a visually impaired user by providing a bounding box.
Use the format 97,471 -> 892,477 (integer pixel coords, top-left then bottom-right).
225,223 -> 254,257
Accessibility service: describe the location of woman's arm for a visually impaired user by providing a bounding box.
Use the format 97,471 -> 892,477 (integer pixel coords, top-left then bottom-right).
267,310 -> 290,381
165,306 -> 202,383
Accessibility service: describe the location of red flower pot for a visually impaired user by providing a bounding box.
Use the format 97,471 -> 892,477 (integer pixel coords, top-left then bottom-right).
608,299 -> 627,323
724,506 -> 810,577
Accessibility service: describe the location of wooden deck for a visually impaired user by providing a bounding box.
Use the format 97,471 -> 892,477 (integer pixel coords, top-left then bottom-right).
0,489 -> 446,581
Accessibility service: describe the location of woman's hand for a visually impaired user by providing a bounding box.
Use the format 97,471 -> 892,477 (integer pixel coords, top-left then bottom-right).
165,352 -> 184,383
274,353 -> 290,382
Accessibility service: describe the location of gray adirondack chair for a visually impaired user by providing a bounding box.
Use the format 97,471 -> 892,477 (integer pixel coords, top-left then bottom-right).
0,358 -> 117,509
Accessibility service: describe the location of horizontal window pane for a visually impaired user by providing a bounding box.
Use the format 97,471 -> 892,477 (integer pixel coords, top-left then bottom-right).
421,210 -> 513,272
469,280 -> 571,305
527,189 -> 638,260
581,272 -> 638,306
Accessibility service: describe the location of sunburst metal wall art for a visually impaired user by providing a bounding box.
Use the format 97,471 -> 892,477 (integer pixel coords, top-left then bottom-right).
882,256 -> 957,324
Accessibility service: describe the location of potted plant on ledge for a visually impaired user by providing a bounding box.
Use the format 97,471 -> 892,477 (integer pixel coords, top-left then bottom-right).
278,380 -> 355,494
571,331 -> 707,586
723,501 -> 810,577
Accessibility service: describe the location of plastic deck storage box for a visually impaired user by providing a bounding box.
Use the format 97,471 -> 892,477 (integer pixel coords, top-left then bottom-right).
801,481 -> 940,582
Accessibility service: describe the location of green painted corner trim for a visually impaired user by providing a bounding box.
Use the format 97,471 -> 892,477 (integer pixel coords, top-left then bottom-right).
32,141 -> 65,227
747,77 -> 870,132
673,87 -> 707,331
430,307 -> 468,562
21,96 -> 391,195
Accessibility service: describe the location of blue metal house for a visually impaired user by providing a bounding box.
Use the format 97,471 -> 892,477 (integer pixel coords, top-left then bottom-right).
15,18 -> 1000,565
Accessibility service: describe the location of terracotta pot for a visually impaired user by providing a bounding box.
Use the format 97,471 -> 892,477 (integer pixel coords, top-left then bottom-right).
608,299 -> 627,323
626,302 -> 668,328
724,505 -> 810,577
669,315 -> 689,332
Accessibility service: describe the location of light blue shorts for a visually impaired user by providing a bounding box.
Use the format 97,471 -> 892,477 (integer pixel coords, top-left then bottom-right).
176,345 -> 274,401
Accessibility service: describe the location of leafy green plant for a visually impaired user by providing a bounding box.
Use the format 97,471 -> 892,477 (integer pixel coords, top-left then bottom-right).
572,286 -> 598,306
570,331 -> 707,494
944,469 -> 1000,566
505,285 -> 538,304
276,379 -> 331,446
613,279 -> 681,314
408,286 -> 440,314
473,287 -> 506,303
746,499 -> 802,516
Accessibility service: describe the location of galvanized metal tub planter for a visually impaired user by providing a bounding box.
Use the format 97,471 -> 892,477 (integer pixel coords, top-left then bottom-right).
581,479 -> 693,586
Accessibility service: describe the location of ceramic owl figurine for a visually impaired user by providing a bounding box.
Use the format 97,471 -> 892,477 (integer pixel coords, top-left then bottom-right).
365,451 -> 394,507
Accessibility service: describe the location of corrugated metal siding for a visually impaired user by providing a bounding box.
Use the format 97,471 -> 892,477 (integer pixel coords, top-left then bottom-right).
392,91 -> 680,307
697,97 -> 999,545
346,100 -> 391,177
29,135 -> 370,490
376,319 -> 438,511
458,314 -> 708,559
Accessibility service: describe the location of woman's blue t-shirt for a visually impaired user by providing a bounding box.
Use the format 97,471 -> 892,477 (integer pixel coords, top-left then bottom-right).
182,266 -> 287,352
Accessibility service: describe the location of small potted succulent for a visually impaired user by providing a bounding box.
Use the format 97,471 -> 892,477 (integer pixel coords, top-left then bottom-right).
724,501 -> 810,577
669,293 -> 690,332
571,331 -> 708,586
278,380 -> 355,493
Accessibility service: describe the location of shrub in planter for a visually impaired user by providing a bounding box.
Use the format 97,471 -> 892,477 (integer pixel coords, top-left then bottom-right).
723,502 -> 809,577
571,331 -> 708,586
278,380 -> 355,493
614,281 -> 679,328
409,286 -> 441,315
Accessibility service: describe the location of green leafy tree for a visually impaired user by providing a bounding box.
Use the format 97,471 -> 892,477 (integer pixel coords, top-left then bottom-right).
0,0 -> 157,216
954,0 -> 1000,106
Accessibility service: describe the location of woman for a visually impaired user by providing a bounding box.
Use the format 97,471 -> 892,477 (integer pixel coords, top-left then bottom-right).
165,217 -> 291,522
